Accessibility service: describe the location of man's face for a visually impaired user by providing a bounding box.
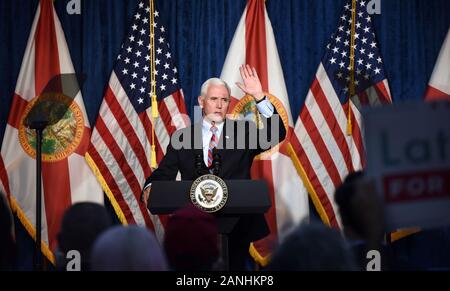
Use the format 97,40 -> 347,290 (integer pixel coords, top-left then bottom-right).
198,84 -> 230,123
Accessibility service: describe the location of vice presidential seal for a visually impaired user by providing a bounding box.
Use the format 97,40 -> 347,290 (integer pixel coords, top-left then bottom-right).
190,174 -> 228,213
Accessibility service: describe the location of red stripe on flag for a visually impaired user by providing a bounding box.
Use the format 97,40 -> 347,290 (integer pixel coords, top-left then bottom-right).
290,134 -> 339,228
95,117 -> 143,201
94,117 -> 154,227
138,111 -> 170,228
374,81 -> 392,104
300,107 -> 342,189
7,94 -> 29,129
172,90 -> 188,117
245,0 -> 268,91
138,203 -> 154,228
104,88 -> 151,178
138,112 -> 165,163
74,126 -> 91,156
155,213 -> 169,230
138,103 -> 170,237
35,0 -> 61,95
87,145 -> 137,224
311,78 -> 354,173
158,100 -> 176,135
42,159 -> 72,251
95,117 -> 153,228
342,102 -> 366,168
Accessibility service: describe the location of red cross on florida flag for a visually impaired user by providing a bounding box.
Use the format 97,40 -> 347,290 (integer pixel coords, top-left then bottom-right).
220,0 -> 310,266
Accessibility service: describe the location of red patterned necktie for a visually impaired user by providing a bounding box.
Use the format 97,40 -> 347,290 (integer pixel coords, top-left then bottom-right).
207,123 -> 218,167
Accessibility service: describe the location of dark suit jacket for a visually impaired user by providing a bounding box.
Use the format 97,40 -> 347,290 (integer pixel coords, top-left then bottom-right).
145,111 -> 286,243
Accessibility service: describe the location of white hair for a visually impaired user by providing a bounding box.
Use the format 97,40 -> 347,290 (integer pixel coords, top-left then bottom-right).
200,78 -> 231,99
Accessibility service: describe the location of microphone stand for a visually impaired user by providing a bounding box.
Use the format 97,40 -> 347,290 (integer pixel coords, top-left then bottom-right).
22,74 -> 83,271
212,152 -> 221,176
210,151 -> 228,269
29,121 -> 48,271
195,154 -> 204,178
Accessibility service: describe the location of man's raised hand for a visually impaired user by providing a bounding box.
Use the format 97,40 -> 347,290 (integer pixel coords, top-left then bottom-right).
236,64 -> 264,101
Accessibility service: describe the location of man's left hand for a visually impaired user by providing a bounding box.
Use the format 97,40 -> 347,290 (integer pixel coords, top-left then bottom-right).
236,64 -> 265,101
141,186 -> 151,207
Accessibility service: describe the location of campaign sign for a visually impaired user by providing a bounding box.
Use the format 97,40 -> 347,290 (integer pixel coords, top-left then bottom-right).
363,101 -> 450,231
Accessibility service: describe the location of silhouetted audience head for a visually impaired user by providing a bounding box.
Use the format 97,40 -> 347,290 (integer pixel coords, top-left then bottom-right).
0,192 -> 15,270
164,204 -> 219,271
268,222 -> 357,271
57,202 -> 112,271
335,171 -> 384,250
91,225 -> 168,271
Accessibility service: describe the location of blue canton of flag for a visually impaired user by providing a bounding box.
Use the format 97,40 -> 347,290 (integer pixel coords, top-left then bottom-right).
323,0 -> 388,105
115,1 -> 180,114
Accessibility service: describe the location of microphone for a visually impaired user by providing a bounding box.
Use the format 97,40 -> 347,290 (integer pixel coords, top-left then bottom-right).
195,153 -> 205,177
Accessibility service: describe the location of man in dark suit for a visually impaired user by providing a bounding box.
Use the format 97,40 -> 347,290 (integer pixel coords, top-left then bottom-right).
142,64 -> 286,270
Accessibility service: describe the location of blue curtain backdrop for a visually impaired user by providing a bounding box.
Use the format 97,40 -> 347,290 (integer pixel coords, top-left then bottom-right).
2,0 -> 450,134
1,0 -> 449,269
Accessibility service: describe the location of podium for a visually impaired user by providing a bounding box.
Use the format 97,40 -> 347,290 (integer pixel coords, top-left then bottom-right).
148,179 -> 271,270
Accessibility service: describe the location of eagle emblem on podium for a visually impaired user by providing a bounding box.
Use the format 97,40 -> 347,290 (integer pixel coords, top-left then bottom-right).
190,174 -> 228,213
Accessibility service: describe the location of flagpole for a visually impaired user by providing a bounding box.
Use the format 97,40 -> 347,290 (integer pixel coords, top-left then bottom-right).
149,0 -> 158,169
347,0 -> 357,136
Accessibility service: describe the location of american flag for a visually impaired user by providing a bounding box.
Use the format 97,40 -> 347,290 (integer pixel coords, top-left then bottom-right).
290,0 -> 391,228
87,1 -> 189,235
